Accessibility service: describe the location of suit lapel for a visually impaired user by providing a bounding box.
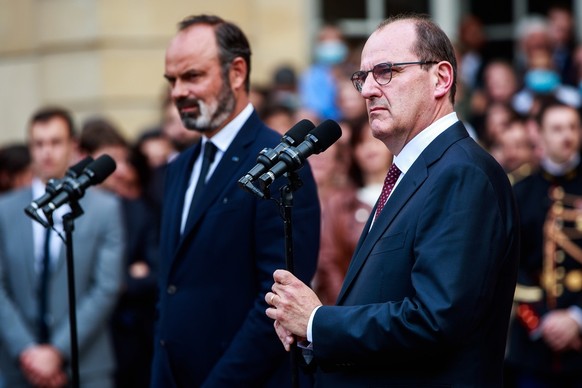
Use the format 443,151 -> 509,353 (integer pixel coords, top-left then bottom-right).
176,112 -> 261,254
336,122 -> 470,304
336,163 -> 428,303
17,189 -> 40,288
161,144 -> 201,263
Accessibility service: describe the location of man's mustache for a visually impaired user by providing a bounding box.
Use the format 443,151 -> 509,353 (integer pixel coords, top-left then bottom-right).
175,98 -> 200,111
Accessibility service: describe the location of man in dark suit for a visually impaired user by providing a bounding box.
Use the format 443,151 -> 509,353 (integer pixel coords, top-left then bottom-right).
266,14 -> 519,386
150,15 -> 320,387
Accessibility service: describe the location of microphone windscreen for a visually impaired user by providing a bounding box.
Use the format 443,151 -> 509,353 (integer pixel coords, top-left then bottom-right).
308,119 -> 342,153
283,119 -> 315,145
85,154 -> 117,184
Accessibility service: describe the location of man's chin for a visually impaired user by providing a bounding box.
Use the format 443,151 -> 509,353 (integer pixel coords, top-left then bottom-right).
181,117 -> 208,133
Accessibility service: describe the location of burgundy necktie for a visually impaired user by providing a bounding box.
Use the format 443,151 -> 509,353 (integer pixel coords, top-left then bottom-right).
374,163 -> 401,221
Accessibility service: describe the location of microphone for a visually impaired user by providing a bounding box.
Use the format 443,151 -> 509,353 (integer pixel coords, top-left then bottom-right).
25,156 -> 94,226
41,154 -> 117,218
238,119 -> 315,194
258,119 -> 342,190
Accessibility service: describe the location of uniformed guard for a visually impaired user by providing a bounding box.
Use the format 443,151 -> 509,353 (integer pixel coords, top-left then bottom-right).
507,100 -> 582,386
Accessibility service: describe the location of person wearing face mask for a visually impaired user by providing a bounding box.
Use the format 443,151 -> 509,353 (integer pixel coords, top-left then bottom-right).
513,47 -> 581,116
506,100 -> 582,387
298,24 -> 349,121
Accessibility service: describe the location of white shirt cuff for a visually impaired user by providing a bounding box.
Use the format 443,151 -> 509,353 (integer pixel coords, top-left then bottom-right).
307,305 -> 322,343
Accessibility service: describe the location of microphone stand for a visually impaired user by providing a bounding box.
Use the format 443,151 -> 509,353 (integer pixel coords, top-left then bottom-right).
47,200 -> 83,388
278,171 -> 303,388
240,170 -> 304,388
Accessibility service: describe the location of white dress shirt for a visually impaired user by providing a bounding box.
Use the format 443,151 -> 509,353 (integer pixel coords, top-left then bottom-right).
31,177 -> 69,274
180,103 -> 254,233
307,112 -> 460,342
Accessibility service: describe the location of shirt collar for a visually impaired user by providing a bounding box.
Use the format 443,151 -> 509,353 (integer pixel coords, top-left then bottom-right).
32,176 -> 47,198
541,153 -> 580,176
202,103 -> 254,152
394,112 -> 458,175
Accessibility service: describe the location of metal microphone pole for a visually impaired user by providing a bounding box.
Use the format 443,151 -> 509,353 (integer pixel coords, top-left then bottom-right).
54,200 -> 84,388
239,169 -> 304,388
279,171 -> 303,388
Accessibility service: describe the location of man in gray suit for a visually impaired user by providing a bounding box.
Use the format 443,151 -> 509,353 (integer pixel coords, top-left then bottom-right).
0,107 -> 124,387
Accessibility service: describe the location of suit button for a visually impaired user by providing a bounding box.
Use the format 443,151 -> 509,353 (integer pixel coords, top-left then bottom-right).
160,340 -> 166,347
167,285 -> 177,294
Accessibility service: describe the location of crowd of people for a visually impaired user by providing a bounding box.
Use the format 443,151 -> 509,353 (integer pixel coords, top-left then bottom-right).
0,5 -> 582,387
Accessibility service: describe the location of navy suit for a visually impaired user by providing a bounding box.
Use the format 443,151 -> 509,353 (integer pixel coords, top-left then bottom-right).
151,111 -> 320,387
311,122 -> 519,387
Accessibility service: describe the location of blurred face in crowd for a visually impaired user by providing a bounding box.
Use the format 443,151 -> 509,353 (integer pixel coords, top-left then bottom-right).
459,15 -> 485,51
539,105 -> 581,164
29,116 -> 75,183
337,80 -> 367,122
354,123 -> 392,178
140,136 -> 174,168
309,143 -> 340,188
165,24 -> 236,137
93,145 -> 129,193
92,145 -> 140,199
484,103 -> 513,145
498,121 -> 534,172
484,62 -> 517,104
548,7 -> 573,47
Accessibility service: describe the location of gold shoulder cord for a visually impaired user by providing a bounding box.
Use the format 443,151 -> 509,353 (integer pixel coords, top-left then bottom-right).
542,186 -> 582,309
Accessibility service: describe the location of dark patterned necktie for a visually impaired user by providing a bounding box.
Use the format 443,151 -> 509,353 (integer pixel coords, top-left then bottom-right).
374,163 -> 401,221
189,141 -> 218,214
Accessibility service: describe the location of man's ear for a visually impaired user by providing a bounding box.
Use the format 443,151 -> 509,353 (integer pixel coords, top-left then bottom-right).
433,61 -> 454,99
229,57 -> 247,92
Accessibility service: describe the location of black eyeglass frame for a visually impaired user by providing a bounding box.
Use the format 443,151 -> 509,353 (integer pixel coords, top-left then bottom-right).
351,61 -> 439,92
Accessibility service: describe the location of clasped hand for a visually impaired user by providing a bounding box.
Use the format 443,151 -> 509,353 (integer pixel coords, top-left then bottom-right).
265,269 -> 322,351
20,345 -> 67,388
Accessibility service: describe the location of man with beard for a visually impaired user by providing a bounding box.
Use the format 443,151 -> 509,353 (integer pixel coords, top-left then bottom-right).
150,14 -> 320,387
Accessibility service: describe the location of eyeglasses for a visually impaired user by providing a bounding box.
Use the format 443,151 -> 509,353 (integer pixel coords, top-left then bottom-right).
350,61 -> 439,92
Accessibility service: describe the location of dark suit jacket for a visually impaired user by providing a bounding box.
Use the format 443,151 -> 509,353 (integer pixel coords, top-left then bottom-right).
311,122 -> 519,387
506,164 -> 582,376
151,111 -> 320,387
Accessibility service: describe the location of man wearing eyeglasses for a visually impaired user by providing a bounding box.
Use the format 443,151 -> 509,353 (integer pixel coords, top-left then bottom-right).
266,14 -> 519,386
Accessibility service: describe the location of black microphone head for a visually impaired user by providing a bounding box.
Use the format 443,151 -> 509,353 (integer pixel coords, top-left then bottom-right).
67,156 -> 94,178
281,119 -> 315,146
84,154 -> 117,184
306,119 -> 342,153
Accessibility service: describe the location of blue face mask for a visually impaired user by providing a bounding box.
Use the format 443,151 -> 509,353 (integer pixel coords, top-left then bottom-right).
315,40 -> 348,66
525,69 -> 560,94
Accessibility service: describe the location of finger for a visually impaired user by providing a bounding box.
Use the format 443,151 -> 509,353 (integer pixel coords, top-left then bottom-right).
274,321 -> 291,351
265,292 -> 280,307
273,269 -> 293,285
266,306 -> 278,321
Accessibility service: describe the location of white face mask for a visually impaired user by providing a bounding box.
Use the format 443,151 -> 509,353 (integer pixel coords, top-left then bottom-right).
315,40 -> 348,65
